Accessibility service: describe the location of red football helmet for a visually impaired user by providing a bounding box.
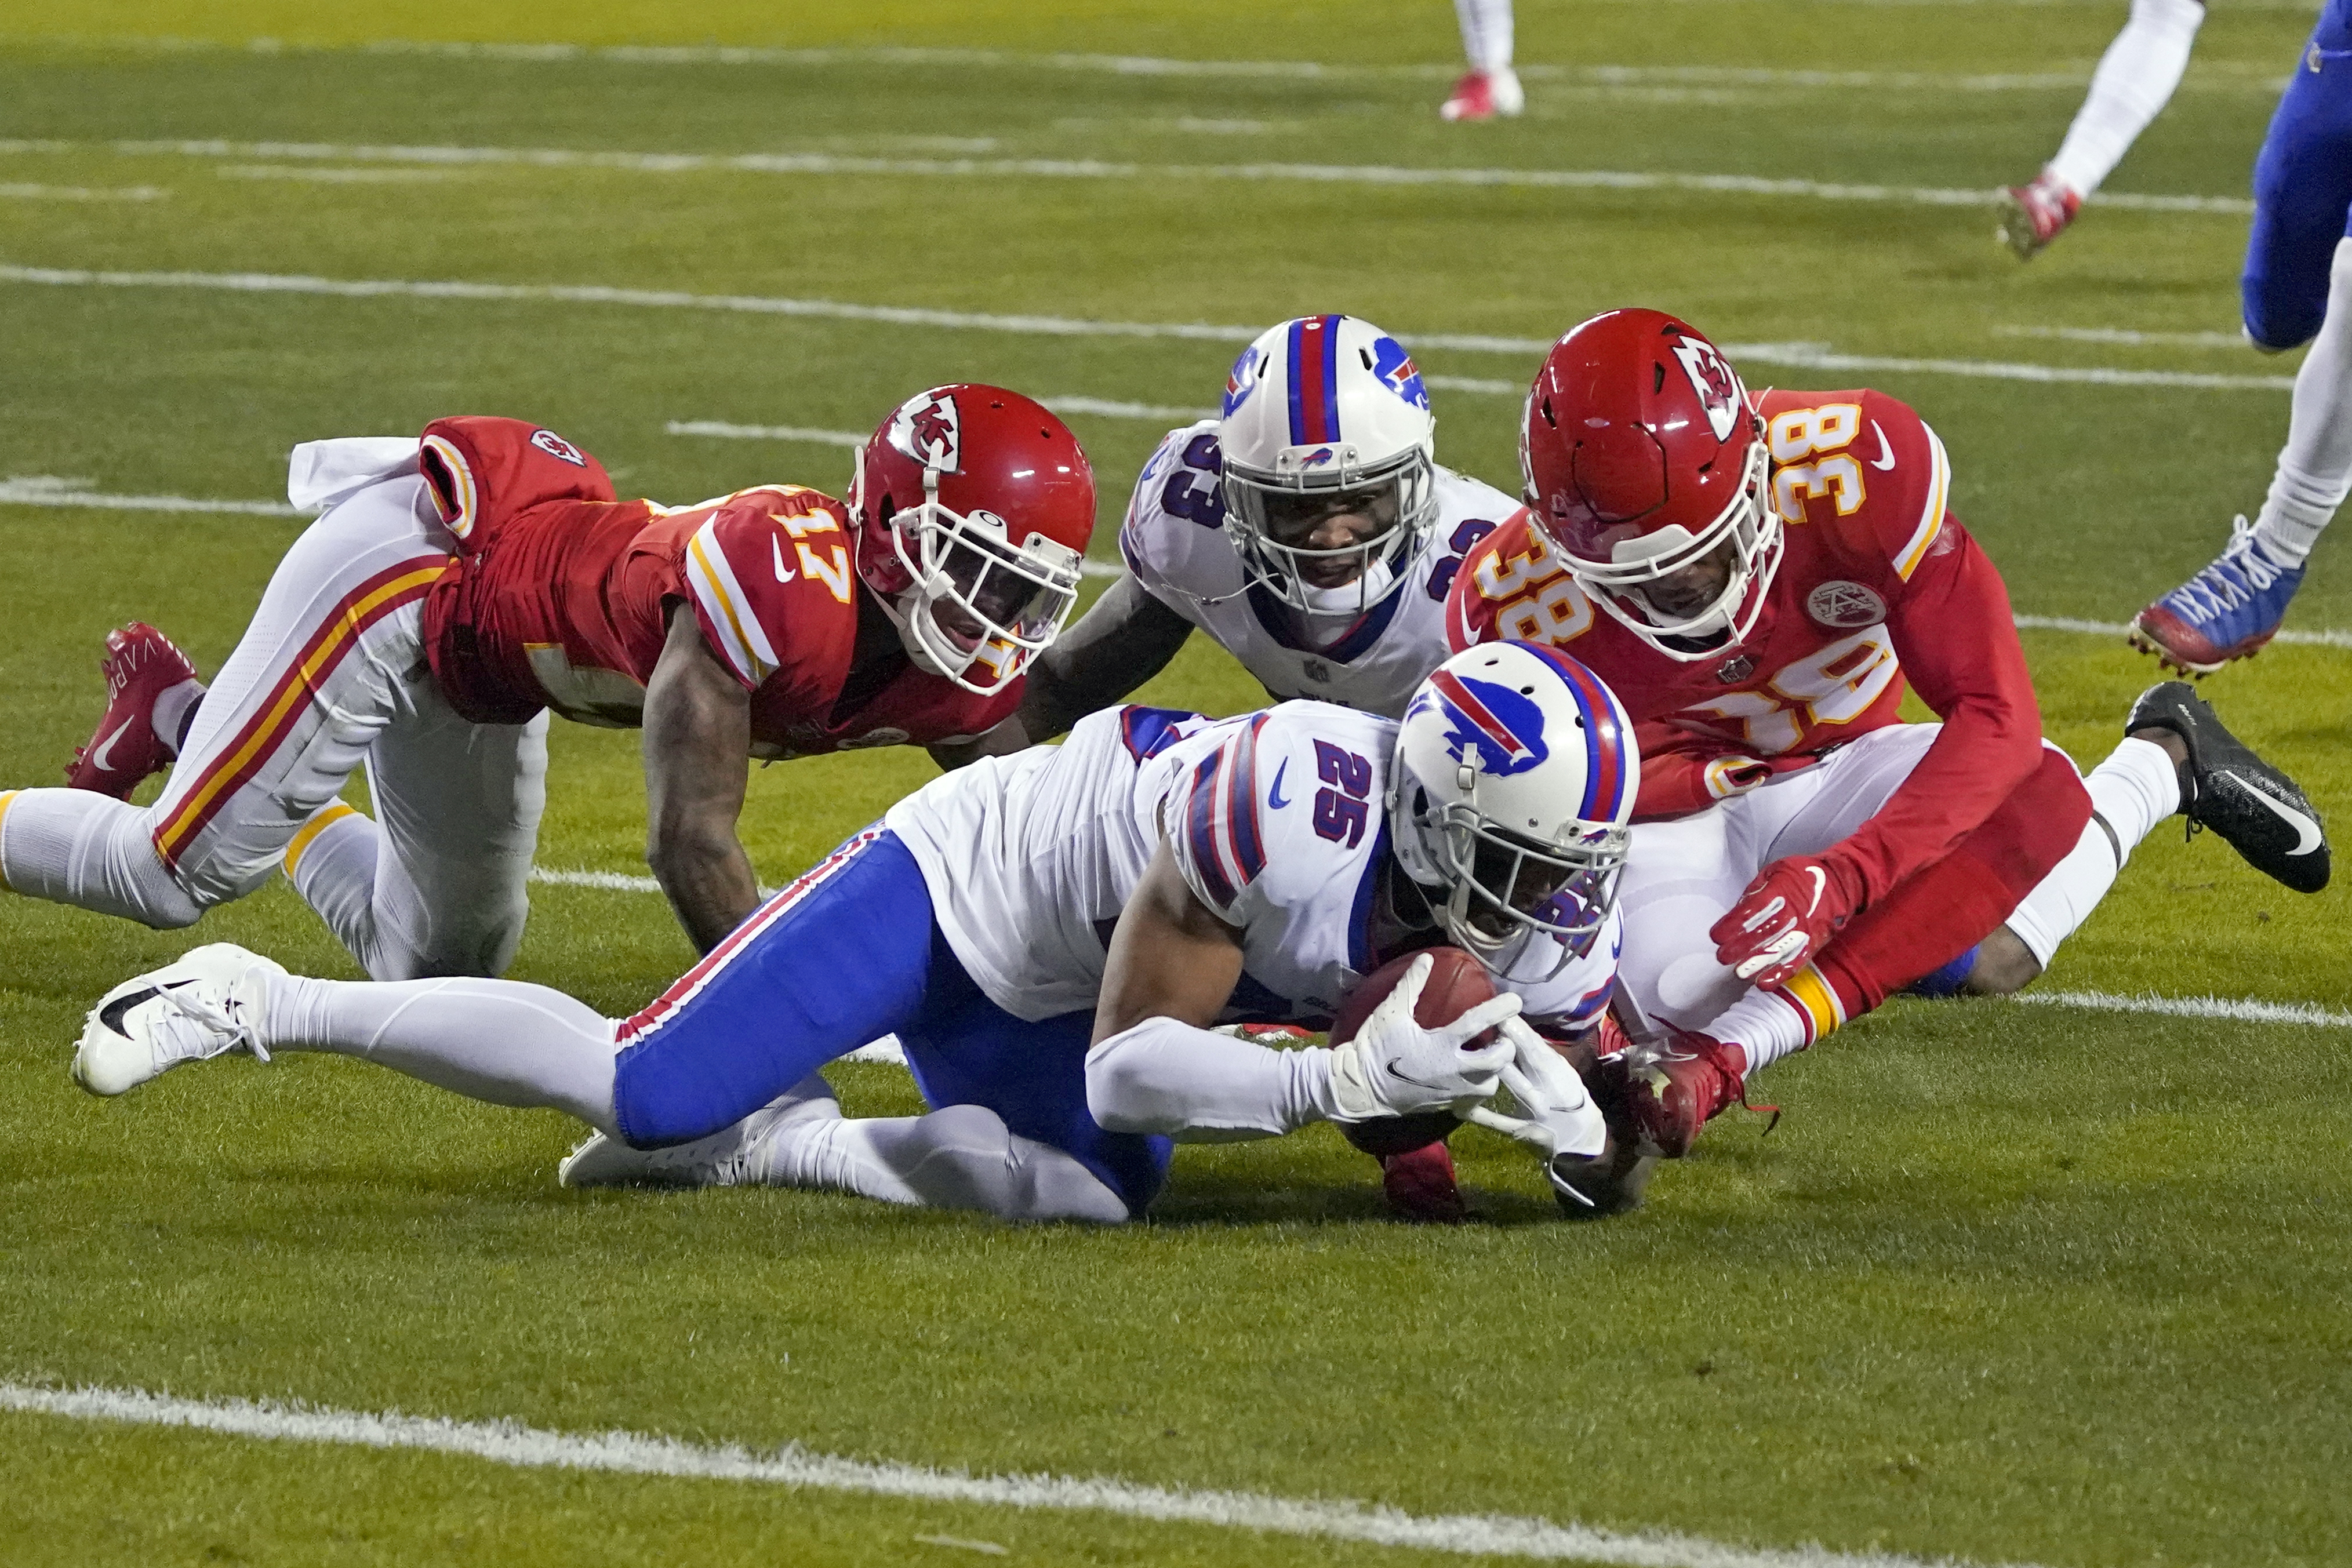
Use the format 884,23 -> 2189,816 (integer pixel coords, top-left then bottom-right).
849,385 -> 1095,696
1519,309 -> 1777,660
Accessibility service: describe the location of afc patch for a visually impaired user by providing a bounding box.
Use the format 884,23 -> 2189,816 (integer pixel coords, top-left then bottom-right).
1806,579 -> 1888,628
530,429 -> 588,467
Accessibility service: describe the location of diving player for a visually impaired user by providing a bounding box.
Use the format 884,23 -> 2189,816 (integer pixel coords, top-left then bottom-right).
71,643 -> 1635,1224
1010,314 -> 1515,745
1449,309 -> 2327,1158
21,390 -> 1093,970
2132,0 -> 2352,673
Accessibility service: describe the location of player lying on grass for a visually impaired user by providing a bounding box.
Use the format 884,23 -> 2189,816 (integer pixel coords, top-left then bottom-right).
14,388 -> 1091,972
1448,308 -> 2329,1162
71,644 -> 1635,1224
1006,314 -> 1523,743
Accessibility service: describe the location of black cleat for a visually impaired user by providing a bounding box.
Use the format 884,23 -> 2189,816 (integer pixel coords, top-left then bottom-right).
2128,681 -> 2329,893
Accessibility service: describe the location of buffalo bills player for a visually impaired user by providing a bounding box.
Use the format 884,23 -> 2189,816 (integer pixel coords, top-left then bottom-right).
2132,0 -> 2352,674
1006,315 -> 1518,743
1449,309 -> 2326,1159
71,645 -> 1634,1224
21,389 -> 1092,972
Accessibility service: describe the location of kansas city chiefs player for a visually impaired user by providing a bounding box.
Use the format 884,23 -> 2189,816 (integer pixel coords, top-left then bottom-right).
15,387 -> 1092,970
1448,309 -> 2327,1160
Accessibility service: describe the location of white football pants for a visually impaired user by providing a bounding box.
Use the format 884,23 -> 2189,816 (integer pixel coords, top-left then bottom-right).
0,474 -> 548,980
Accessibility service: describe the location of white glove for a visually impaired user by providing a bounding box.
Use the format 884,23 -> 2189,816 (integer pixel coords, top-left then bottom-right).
1465,1016 -> 1609,1205
1325,953 -> 1519,1122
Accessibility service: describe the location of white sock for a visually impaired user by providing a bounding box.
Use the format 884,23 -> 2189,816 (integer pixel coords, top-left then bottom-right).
151,678 -> 205,760
2002,737 -> 2179,968
764,1106 -> 1130,1223
2046,0 -> 2204,198
0,787 -> 201,926
261,972 -> 620,1130
2252,238 -> 2352,567
1697,990 -> 1808,1076
1453,0 -> 1514,72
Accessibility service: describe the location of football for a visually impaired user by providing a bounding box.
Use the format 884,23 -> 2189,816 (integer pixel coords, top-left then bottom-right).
1330,945 -> 1498,1159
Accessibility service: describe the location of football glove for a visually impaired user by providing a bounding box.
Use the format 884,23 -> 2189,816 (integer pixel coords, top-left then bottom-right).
1464,1016 -> 1609,1205
1326,952 -> 1519,1122
1710,853 -> 1863,989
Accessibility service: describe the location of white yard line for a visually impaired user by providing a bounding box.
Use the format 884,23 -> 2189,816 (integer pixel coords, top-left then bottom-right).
0,1378 -> 2061,1568
1994,325 -> 2257,350
0,265 -> 2296,391
664,419 -> 863,446
218,163 -> 467,183
0,136 -> 2257,216
2012,612 -> 2352,650
0,181 -> 164,201
0,475 -> 300,516
2013,990 -> 2352,1029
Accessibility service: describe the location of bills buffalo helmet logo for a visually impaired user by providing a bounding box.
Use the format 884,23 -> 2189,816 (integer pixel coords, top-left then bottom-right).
1300,447 -> 1336,468
530,429 -> 588,467
892,392 -> 963,473
1223,345 -> 1264,418
1669,334 -> 1744,442
1369,334 -> 1430,412
1427,670 -> 1550,777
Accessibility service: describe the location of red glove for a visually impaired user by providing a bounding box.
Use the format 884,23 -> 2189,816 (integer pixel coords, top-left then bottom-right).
1709,854 -> 1864,989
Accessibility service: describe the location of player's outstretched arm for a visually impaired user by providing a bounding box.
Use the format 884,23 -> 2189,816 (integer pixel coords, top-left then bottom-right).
642,603 -> 762,952
1011,574 -> 1195,746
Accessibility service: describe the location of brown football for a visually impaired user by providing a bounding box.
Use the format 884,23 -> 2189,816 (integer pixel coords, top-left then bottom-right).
1330,946 -> 1497,1159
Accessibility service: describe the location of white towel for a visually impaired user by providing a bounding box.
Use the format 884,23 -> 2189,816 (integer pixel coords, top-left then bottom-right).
285,436 -> 422,515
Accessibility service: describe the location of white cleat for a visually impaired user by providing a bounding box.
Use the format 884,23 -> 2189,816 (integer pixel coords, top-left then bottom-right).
73,943 -> 286,1097
559,1073 -> 841,1189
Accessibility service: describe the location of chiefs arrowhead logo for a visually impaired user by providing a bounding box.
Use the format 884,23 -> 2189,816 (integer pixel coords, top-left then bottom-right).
1669,336 -> 1743,443
892,392 -> 963,474
529,429 -> 587,467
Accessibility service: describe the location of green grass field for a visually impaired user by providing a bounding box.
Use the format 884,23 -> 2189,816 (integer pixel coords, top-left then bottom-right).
3,2 -> 2349,1563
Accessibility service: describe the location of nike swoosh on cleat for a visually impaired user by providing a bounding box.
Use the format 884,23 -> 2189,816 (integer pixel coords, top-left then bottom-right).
87,718 -> 135,774
2223,772 -> 2324,855
771,535 -> 796,584
1267,758 -> 1291,808
97,977 -> 194,1037
1868,421 -> 1896,471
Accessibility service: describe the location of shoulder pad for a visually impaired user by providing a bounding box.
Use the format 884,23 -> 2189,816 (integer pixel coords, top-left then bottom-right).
680,489 -> 856,688
417,416 -> 615,544
1758,390 -> 1951,581
1118,422 -> 1231,592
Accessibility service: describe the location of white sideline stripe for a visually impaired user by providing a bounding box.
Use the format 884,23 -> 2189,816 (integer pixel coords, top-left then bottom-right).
2014,990 -> 2352,1029
2012,612 -> 2352,650
1995,325 -> 2255,350
0,266 -> 2295,391
117,36 -> 2299,89
0,1380 -> 2056,1568
0,137 -> 2257,216
0,181 -> 165,201
1042,395 -> 1217,421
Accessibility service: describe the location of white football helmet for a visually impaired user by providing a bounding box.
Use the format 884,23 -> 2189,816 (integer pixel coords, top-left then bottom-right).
1217,314 -> 1439,615
1388,642 -> 1639,983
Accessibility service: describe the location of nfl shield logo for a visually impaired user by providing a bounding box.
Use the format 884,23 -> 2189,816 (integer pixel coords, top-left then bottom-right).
1302,658 -> 1331,684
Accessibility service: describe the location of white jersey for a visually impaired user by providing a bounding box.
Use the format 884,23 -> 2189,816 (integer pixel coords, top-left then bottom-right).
1119,421 -> 1525,718
885,701 -> 1620,1031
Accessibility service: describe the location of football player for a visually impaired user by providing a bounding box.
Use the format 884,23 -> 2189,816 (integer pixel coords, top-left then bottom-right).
1009,314 -> 1514,745
18,388 -> 1091,972
2132,0 -> 2352,672
1442,0 -> 1523,122
1998,0 -> 2205,259
71,645 -> 1635,1225
1448,309 -> 2328,1158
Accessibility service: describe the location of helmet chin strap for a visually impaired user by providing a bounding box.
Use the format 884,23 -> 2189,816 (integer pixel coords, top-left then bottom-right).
1295,558 -> 1397,617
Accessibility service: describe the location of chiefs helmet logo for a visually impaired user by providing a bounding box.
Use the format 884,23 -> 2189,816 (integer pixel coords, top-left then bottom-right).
893,392 -> 963,474
529,429 -> 587,467
1670,336 -> 1743,443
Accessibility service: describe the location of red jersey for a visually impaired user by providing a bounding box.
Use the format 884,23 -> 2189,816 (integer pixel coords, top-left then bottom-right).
1448,388 -> 2047,906
414,417 -> 1020,759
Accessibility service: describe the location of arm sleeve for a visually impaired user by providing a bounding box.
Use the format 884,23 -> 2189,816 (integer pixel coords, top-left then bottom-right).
1085,1016 -> 1344,1140
1822,516 -> 2047,906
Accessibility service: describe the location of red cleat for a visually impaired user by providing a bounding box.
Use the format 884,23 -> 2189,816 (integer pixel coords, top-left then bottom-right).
1379,1140 -> 1466,1223
1995,169 -> 2082,260
1439,67 -> 1524,122
66,623 -> 199,799
1624,1030 -> 1773,1158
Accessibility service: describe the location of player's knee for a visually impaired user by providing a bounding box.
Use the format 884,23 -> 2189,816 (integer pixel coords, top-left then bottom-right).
1960,927 -> 2045,997
907,1104 -> 1130,1224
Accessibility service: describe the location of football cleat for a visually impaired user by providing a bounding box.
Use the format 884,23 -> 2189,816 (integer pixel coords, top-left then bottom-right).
1623,1029 -> 1769,1159
2129,519 -> 2307,676
66,623 -> 200,799
1378,1140 -> 1466,1223
73,943 -> 283,1098
1439,67 -> 1524,122
2127,681 -> 2330,893
1995,169 -> 2082,260
559,1075 -> 841,1188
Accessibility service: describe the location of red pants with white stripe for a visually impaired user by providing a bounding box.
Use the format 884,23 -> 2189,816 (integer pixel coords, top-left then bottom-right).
0,475 -> 549,980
